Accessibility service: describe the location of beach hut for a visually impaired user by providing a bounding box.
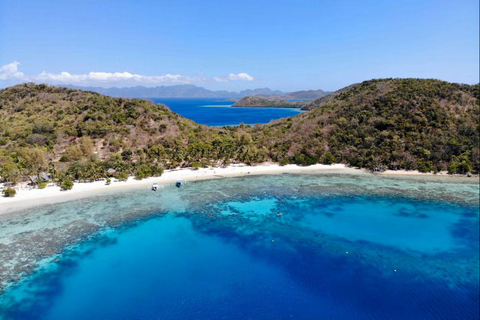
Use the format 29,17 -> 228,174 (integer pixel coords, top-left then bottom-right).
29,172 -> 52,184
107,168 -> 117,176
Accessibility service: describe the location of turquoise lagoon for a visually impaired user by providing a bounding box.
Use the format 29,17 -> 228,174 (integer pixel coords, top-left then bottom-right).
0,171 -> 478,319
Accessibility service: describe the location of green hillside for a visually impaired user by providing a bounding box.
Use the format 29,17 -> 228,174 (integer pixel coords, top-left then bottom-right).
0,79 -> 478,184
0,83 -> 265,182
254,78 -> 479,173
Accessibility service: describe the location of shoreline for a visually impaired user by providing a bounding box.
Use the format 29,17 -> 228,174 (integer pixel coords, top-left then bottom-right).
0,163 -> 475,214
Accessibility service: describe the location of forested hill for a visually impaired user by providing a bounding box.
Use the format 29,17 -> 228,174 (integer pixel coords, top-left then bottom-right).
232,96 -> 306,108
0,79 -> 478,184
0,83 -> 268,181
252,78 -> 479,173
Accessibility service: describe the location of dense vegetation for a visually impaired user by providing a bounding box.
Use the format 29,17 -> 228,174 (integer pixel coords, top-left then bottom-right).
232,88 -> 330,110
0,79 -> 478,186
0,83 -> 269,185
254,78 -> 479,173
232,96 -> 305,108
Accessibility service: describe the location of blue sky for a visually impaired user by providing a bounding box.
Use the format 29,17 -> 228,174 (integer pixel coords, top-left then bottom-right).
0,0 -> 478,91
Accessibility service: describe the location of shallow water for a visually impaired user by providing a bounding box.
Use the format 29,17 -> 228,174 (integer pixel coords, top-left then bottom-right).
0,172 -> 478,319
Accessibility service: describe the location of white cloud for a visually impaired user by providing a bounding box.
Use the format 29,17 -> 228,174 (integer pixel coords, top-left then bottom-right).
34,70 -> 204,85
227,73 -> 255,81
214,72 -> 255,82
1,62 -> 259,86
213,77 -> 229,82
0,61 -> 26,81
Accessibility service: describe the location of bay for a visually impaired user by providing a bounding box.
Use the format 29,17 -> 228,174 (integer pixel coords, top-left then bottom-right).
150,98 -> 302,126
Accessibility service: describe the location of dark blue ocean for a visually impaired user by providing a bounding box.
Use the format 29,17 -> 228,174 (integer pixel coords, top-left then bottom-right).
150,98 -> 302,126
0,172 -> 478,319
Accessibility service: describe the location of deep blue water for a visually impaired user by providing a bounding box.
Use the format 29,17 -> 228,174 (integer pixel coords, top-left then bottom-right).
150,98 -> 302,126
0,174 -> 478,319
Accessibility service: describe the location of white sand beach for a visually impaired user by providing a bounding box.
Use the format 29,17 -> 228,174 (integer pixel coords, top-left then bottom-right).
0,163 -> 351,213
0,163 -> 474,215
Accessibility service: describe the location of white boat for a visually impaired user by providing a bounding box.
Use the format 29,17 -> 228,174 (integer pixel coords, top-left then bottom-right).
152,183 -> 159,191
176,179 -> 183,188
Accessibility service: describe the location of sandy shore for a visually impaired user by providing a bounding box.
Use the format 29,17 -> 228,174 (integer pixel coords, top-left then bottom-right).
0,163 -> 475,215
0,163 -> 352,214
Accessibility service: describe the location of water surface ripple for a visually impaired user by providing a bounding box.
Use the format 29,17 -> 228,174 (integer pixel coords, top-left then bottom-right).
0,172 -> 478,319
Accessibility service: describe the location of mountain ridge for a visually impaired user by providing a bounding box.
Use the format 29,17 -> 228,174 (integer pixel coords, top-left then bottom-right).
65,84 -> 287,99
64,84 -> 330,100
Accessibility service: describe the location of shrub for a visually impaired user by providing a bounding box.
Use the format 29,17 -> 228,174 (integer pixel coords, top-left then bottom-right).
417,160 -> 434,173
38,182 -> 47,189
135,164 -> 152,180
279,158 -> 290,166
25,134 -> 48,146
0,162 -> 21,184
121,148 -> 133,161
222,159 -> 231,167
448,153 -> 473,174
150,166 -> 164,177
60,180 -> 74,191
448,160 -> 472,175
322,152 -> 337,165
2,187 -> 16,197
294,153 -> 318,166
117,172 -> 129,181
191,162 -> 202,170
106,178 -> 111,185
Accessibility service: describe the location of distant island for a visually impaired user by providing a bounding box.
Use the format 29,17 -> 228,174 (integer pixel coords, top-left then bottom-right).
232,96 -> 306,109
232,89 -> 331,110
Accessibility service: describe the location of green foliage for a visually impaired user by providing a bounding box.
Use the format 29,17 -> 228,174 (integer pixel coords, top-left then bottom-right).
25,134 -> 49,146
0,79 -> 478,182
2,187 -> 16,197
60,180 -> 74,191
322,152 -> 337,165
233,96 -> 305,108
65,160 -> 105,181
448,152 -> 472,174
135,164 -> 164,179
293,153 -> 318,166
116,172 -> 129,181
0,162 -> 21,184
17,147 -> 47,176
191,162 -> 202,170
121,148 -> 133,161
135,164 -> 152,180
106,178 -> 111,185
150,166 -> 164,177
38,182 -> 47,189
417,161 -> 435,173
258,78 -> 479,173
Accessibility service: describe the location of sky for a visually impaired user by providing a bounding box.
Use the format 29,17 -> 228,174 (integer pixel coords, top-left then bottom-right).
0,0 -> 478,91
